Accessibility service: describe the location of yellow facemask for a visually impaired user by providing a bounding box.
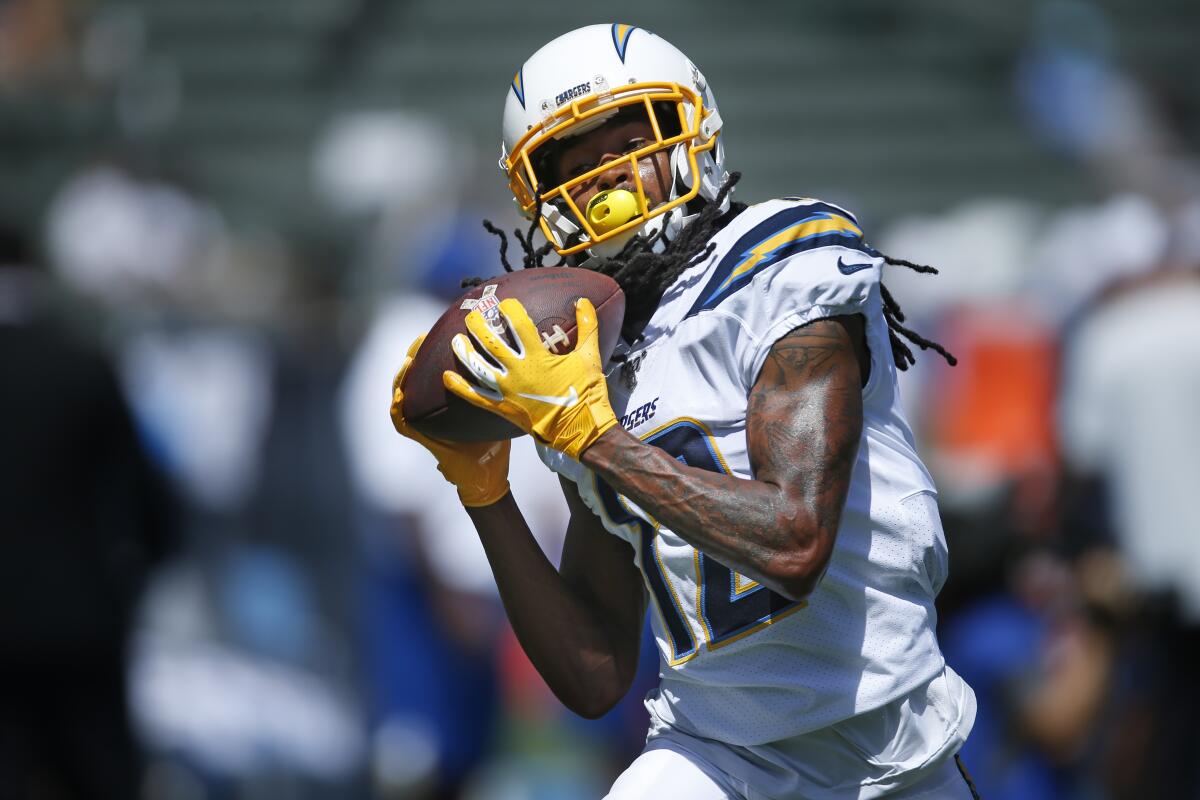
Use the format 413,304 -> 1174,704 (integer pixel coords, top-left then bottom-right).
503,82 -> 719,257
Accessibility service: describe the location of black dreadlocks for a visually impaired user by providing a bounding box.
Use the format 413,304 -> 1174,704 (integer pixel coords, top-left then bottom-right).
877,259 -> 958,368
475,173 -> 955,371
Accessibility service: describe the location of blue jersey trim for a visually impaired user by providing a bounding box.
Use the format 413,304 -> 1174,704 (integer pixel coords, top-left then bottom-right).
684,202 -> 877,319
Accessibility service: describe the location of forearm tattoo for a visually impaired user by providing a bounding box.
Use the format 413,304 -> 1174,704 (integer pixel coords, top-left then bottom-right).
582,316 -> 865,593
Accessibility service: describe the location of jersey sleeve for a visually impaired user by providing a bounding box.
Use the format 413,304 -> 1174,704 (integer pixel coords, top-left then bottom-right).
684,199 -> 882,390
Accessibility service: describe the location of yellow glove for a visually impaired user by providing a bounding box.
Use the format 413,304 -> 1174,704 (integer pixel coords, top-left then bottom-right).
391,334 -> 510,507
443,297 -> 618,459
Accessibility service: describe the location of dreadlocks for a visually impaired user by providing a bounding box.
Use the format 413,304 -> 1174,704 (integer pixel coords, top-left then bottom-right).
480,194 -> 559,274
477,173 -> 955,371
464,193 -> 561,289
876,257 -> 958,368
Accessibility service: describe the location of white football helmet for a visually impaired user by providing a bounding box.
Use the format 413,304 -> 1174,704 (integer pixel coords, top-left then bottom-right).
500,24 -> 729,258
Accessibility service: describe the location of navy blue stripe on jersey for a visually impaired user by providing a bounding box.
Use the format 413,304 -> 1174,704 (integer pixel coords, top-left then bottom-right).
644,419 -> 805,651
697,551 -> 803,647
684,202 -> 878,319
591,471 -> 697,661
639,527 -> 697,661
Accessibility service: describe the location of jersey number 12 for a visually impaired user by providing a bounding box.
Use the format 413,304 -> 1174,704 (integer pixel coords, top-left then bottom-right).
595,419 -> 804,665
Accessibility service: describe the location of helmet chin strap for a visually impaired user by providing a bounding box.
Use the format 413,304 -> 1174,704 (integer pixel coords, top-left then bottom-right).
585,205 -> 686,258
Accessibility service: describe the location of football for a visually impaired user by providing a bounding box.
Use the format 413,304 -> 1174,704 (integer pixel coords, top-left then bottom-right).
402,267 -> 626,441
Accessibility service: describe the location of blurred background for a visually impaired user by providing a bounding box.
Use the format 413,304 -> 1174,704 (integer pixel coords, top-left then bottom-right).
1,0 -> 1197,798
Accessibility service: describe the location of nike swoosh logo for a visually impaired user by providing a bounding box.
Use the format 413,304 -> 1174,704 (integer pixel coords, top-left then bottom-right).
517,386 -> 580,408
837,256 -> 873,275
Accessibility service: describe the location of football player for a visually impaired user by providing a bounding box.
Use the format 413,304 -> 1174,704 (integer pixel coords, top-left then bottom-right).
390,24 -> 979,799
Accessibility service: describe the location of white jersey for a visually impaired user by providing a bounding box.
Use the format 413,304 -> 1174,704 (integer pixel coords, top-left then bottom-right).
538,198 -> 974,753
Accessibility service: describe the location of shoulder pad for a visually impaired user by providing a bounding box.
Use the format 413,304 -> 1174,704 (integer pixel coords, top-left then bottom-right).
685,198 -> 875,318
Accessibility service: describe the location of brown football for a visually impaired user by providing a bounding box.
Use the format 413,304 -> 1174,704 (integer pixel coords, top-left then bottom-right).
402,268 -> 626,442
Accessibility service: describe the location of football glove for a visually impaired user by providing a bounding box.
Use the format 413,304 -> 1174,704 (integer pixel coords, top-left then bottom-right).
444,297 -> 618,459
390,334 -> 511,507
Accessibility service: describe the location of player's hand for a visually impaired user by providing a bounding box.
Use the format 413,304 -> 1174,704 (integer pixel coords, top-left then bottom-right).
391,334 -> 510,507
443,297 -> 618,459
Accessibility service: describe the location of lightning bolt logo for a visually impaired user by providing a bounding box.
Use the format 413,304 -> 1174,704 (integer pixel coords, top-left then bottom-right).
512,68 -> 525,109
706,211 -> 863,301
611,24 -> 639,62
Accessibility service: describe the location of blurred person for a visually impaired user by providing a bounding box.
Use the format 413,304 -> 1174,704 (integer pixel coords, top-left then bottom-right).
858,9 -> 1200,799
41,158 -> 278,515
324,114 -> 507,797
312,111 -> 468,296
41,159 -> 371,793
1058,259 -> 1200,799
1022,18 -> 1200,791
342,215 -> 591,797
323,111 -> 644,796
390,25 -> 977,800
45,159 -> 224,311
942,543 -> 1118,800
1059,265 -> 1200,615
0,223 -> 174,798
121,242 -> 370,796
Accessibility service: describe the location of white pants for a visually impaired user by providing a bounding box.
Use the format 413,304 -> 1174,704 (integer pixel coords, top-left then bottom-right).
605,667 -> 977,799
604,745 -> 978,800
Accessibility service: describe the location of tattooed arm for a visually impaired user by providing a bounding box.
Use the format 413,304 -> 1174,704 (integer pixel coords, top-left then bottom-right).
580,315 -> 869,601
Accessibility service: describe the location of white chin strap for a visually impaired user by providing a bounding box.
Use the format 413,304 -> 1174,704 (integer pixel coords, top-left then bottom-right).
585,205 -> 688,258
